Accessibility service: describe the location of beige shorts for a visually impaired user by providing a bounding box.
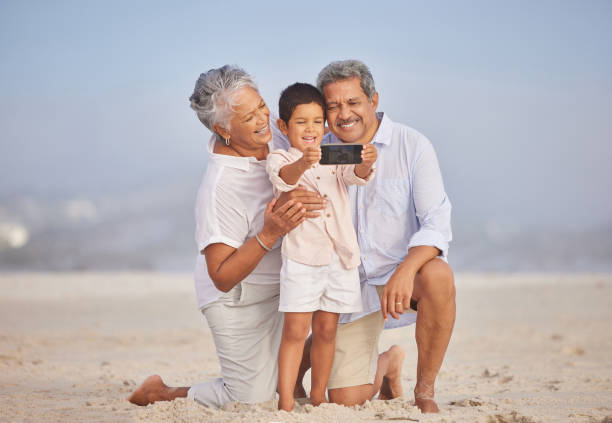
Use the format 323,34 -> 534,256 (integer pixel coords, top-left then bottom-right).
328,285 -> 417,389
328,306 -> 385,389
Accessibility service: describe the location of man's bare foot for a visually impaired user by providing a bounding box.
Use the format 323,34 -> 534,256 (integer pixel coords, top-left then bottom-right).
128,375 -> 171,406
379,345 -> 405,400
414,383 -> 439,413
415,397 -> 439,413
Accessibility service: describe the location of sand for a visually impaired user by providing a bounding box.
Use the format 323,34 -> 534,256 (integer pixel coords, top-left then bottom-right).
1,273 -> 611,422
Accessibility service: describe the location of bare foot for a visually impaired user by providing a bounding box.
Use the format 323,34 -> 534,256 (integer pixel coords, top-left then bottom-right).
414,383 -> 439,413
278,397 -> 295,411
415,397 -> 439,413
310,395 -> 327,406
379,345 -> 405,400
128,375 -> 170,406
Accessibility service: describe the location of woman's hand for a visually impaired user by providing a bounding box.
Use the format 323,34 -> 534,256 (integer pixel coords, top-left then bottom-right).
258,198 -> 306,247
275,186 -> 326,218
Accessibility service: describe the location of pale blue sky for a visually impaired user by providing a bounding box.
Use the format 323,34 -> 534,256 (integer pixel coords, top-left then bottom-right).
1,0 -> 611,229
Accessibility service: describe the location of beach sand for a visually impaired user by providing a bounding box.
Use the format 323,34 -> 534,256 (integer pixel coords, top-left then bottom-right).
1,273 -> 611,422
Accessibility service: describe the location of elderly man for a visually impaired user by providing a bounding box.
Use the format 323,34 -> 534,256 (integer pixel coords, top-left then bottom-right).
303,60 -> 456,413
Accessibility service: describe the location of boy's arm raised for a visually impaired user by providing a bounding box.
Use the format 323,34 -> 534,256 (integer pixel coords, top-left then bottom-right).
279,146 -> 321,185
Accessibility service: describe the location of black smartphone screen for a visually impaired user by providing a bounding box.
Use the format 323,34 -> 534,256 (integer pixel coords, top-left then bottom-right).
319,144 -> 363,165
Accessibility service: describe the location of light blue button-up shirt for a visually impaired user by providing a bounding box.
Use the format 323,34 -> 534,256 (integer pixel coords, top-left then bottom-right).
324,113 -> 452,328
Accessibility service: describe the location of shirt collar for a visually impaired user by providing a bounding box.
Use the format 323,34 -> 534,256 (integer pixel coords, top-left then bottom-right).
370,112 -> 393,146
207,134 -> 260,171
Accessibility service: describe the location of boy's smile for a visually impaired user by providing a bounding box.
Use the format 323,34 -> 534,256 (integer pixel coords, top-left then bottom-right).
279,102 -> 325,152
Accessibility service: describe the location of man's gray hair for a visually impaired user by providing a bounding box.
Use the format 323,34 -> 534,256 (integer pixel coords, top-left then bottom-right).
316,60 -> 376,100
189,65 -> 258,142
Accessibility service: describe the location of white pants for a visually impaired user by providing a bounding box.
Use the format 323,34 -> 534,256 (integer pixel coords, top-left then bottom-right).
187,282 -> 283,407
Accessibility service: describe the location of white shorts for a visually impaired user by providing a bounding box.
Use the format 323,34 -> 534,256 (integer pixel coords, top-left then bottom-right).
279,253 -> 362,313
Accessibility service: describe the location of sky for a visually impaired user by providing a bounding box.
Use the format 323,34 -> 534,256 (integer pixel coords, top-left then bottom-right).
1,0 -> 611,233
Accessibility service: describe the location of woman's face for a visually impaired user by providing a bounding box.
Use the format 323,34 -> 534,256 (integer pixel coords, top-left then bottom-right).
226,87 -> 271,149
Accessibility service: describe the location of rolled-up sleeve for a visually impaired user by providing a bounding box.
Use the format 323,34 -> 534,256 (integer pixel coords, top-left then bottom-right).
407,139 -> 452,258
266,150 -> 300,194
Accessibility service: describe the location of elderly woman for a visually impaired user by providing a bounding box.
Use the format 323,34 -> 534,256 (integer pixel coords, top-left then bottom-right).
129,65 -> 322,407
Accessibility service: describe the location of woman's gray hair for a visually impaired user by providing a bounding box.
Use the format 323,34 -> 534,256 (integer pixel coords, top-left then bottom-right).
189,65 -> 258,142
316,60 -> 376,100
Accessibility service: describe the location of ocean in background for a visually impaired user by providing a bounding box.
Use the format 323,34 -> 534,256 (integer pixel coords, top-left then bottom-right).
1,183 -> 610,273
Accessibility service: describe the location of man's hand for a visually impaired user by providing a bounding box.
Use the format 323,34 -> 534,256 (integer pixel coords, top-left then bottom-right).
381,265 -> 415,321
380,246 -> 440,320
301,146 -> 322,167
275,186 -> 326,218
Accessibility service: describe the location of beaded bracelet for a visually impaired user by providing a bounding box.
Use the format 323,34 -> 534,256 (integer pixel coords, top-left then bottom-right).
255,233 -> 272,252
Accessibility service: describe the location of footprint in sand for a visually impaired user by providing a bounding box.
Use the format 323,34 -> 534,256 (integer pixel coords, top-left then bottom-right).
561,346 -> 585,356
449,398 -> 483,407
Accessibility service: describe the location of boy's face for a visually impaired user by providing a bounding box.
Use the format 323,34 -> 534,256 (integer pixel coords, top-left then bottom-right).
279,102 -> 325,152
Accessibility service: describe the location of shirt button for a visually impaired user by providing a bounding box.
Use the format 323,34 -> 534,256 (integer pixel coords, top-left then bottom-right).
332,170 -> 335,174
326,213 -> 331,218
323,194 -> 327,198
316,176 -> 320,180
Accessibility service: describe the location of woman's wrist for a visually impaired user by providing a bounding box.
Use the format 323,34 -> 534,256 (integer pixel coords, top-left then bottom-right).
256,230 -> 277,251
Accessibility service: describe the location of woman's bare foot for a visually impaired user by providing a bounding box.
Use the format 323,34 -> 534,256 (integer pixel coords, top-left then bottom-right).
379,345 -> 405,400
128,375 -> 188,406
414,382 -> 439,413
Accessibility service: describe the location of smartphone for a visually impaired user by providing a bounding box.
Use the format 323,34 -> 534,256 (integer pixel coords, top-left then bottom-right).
319,144 -> 363,165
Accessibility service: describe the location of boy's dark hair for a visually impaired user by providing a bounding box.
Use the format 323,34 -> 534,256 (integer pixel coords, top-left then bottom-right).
278,82 -> 326,123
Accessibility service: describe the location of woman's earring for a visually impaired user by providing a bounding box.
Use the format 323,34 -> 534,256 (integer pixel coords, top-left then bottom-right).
224,138 -> 230,146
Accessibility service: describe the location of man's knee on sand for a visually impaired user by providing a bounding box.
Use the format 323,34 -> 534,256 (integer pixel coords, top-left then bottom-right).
416,259 -> 455,304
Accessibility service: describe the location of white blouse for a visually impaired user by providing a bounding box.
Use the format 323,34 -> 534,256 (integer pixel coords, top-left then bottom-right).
193,126 -> 290,309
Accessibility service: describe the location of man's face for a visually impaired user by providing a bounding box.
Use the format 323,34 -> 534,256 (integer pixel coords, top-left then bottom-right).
322,76 -> 379,144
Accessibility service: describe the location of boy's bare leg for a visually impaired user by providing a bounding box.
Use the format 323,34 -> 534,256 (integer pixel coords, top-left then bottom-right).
410,259 -> 456,413
294,335 -> 311,398
278,312 -> 312,411
327,344 -> 405,405
309,311 -> 339,406
128,375 -> 189,406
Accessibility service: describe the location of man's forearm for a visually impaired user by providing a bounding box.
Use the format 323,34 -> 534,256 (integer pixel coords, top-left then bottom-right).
397,245 -> 441,277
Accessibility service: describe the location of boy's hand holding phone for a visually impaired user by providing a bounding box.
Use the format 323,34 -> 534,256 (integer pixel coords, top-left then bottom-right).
300,146 -> 322,168
354,144 -> 377,178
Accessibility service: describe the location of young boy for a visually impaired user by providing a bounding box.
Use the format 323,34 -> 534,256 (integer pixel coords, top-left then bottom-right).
266,83 -> 377,411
